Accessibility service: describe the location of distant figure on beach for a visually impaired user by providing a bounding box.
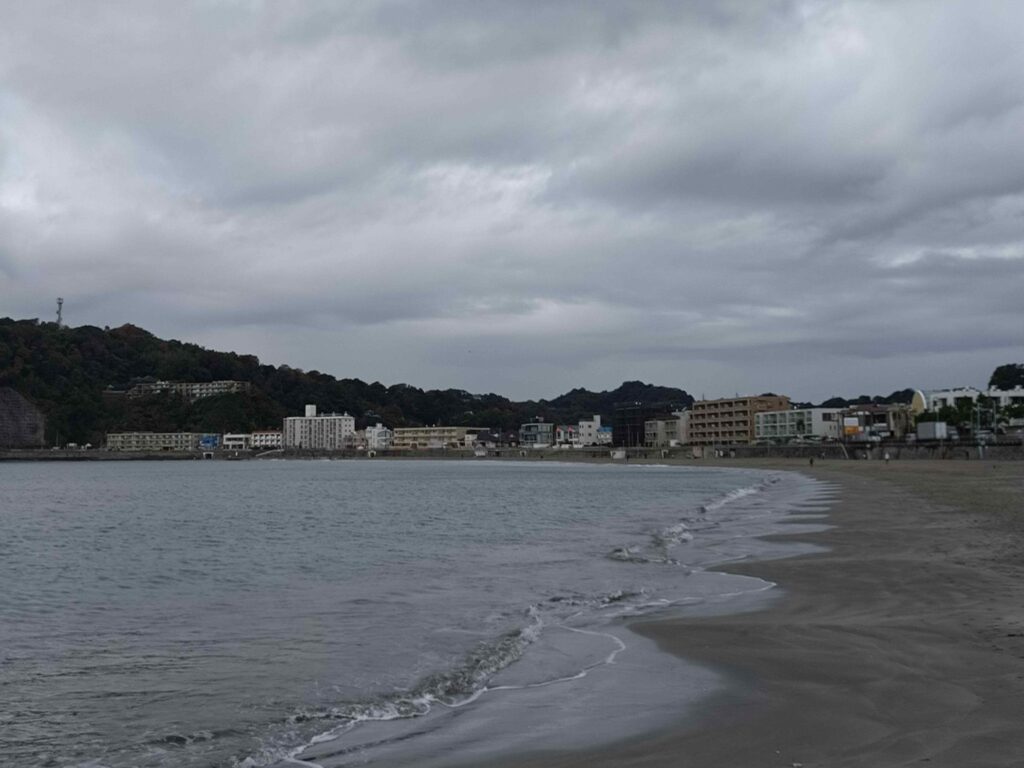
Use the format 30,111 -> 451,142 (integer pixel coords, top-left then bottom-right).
809,457 -> 815,466
884,451 -> 890,464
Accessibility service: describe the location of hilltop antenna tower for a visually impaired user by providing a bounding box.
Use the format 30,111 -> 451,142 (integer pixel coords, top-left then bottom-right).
56,297 -> 64,327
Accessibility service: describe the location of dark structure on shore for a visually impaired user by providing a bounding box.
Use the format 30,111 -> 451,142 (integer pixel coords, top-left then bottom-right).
612,401 -> 681,447
0,388 -> 46,448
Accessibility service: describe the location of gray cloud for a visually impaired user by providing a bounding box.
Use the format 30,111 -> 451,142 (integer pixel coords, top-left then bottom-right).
1,0 -> 1022,402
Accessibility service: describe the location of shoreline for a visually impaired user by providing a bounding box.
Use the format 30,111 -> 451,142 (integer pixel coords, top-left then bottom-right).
480,459 -> 1024,767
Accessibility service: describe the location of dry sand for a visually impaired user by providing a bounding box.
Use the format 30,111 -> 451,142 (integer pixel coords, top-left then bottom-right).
486,459 -> 1024,768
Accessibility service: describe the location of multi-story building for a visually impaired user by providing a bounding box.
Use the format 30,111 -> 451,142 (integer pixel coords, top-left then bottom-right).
251,430 -> 282,450
754,408 -> 842,442
519,420 -> 555,448
391,426 -> 486,449
106,432 -> 200,451
365,423 -> 393,450
688,394 -> 791,446
644,418 -> 680,448
222,433 -> 251,450
127,380 -> 251,401
283,405 -> 356,450
576,415 -> 603,446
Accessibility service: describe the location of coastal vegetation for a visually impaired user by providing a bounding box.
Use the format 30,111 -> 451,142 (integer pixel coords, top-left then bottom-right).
0,318 -> 693,445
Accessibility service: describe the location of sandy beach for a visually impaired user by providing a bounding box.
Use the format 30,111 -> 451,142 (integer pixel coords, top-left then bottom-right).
483,459 -> 1024,768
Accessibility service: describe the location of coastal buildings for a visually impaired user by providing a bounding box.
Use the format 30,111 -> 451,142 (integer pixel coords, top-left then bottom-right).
283,405 -> 356,450
518,420 -> 554,448
0,388 -> 46,448
912,386 -> 1024,413
365,423 -> 393,450
613,402 -> 676,447
644,410 -> 690,448
755,408 -> 842,443
127,379 -> 251,401
106,432 -> 200,451
555,424 -> 577,446
391,426 -> 486,449
644,418 -> 680,448
222,433 -> 252,450
841,404 -> 913,441
576,415 -> 603,446
688,394 -> 791,446
251,430 -> 282,449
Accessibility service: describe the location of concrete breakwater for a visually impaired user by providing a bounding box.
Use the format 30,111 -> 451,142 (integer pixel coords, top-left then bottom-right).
4,443 -> 1022,462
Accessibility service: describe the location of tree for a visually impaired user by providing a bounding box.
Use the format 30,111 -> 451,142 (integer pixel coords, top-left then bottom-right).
989,364 -> 1024,390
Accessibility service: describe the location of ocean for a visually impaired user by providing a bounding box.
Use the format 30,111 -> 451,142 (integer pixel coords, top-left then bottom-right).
0,459 -> 835,767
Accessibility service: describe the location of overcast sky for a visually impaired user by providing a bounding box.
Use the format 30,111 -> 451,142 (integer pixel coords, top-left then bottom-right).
1,1 -> 1021,401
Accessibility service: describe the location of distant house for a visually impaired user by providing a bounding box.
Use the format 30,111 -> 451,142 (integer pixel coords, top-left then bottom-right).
0,388 -> 46,448
554,424 -> 577,445
365,423 -> 393,450
519,419 -> 554,448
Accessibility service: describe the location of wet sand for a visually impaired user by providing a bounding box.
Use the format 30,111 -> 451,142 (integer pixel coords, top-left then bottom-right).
485,459 -> 1024,768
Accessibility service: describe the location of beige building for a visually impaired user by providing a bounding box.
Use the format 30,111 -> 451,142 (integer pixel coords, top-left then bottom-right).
106,432 -> 200,451
391,426 -> 487,449
251,430 -> 282,449
688,394 -> 791,446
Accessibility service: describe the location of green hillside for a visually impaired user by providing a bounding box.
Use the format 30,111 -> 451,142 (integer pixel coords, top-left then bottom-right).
0,318 -> 693,445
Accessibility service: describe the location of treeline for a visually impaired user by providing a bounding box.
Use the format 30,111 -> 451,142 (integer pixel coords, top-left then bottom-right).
0,318 -> 693,445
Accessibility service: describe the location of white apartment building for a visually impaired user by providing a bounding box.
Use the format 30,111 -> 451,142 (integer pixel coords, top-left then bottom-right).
222,433 -> 251,450
106,432 -> 200,451
283,405 -> 356,450
365,423 -> 393,450
251,430 -> 282,449
754,408 -> 842,442
576,415 -> 603,446
913,386 -> 1024,412
127,380 -> 251,401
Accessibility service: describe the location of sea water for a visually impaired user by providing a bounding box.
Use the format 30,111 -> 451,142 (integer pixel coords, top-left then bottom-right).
0,459 -> 836,767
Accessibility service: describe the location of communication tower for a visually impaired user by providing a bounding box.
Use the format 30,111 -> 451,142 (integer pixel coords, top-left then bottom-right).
56,297 -> 64,327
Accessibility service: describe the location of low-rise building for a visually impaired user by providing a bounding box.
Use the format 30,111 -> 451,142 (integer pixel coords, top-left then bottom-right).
519,420 -> 555,448
251,430 -> 282,449
127,379 -> 251,401
913,386 -> 1024,414
689,394 -> 791,446
841,404 -> 913,441
644,418 -> 680,448
283,405 -> 356,450
391,426 -> 486,449
755,408 -> 842,442
106,432 -> 200,452
555,424 -> 577,445
365,423 -> 393,450
222,433 -> 252,450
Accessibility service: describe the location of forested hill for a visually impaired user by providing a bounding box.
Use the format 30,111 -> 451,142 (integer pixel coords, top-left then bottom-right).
0,318 -> 693,445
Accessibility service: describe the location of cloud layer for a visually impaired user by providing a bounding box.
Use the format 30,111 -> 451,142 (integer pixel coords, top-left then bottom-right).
2,1 -> 1022,400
